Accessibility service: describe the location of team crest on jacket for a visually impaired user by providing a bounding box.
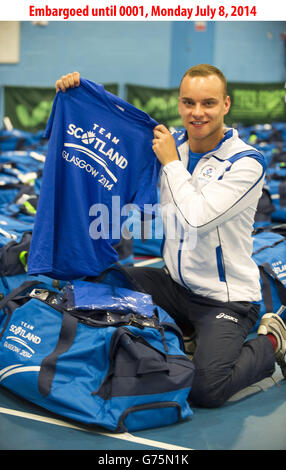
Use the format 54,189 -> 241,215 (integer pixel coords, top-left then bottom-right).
199,165 -> 215,180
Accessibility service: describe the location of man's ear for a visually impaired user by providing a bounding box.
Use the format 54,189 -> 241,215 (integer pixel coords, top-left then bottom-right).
224,95 -> 231,115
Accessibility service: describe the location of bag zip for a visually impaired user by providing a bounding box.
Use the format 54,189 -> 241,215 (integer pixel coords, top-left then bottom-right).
24,288 -> 161,330
0,286 -> 183,352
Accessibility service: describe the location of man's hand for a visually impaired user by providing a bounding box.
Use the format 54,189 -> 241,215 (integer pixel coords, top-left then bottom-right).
152,124 -> 179,166
55,71 -> 81,93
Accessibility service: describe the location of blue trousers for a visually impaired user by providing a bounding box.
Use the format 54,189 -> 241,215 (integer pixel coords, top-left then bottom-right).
126,266 -> 276,408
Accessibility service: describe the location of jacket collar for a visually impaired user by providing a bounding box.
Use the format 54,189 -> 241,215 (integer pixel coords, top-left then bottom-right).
177,127 -> 237,162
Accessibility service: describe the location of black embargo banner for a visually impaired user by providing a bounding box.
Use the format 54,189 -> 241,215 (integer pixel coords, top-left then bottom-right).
4,84 -> 119,133
127,82 -> 286,127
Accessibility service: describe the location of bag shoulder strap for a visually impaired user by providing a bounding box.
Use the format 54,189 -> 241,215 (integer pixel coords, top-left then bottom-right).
0,279 -> 40,311
38,313 -> 78,397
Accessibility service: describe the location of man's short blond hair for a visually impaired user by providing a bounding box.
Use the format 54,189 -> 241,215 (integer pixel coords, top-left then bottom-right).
181,64 -> 228,98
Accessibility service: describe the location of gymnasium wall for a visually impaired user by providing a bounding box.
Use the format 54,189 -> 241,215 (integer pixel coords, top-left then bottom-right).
170,21 -> 285,86
214,21 -> 286,83
0,20 -> 285,127
0,21 -> 285,90
0,21 -> 173,89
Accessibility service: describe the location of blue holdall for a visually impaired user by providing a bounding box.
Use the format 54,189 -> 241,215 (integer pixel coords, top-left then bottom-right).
0,266 -> 194,432
252,229 -> 286,331
265,163 -> 286,222
0,230 -> 64,298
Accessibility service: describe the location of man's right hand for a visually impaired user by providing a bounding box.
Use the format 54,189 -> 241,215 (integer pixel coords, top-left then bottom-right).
55,72 -> 81,93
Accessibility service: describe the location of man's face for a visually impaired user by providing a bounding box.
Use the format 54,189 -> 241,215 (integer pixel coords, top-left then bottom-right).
178,74 -> 231,152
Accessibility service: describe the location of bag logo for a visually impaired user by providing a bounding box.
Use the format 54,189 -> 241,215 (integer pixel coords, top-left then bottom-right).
3,322 -> 41,359
272,260 -> 286,282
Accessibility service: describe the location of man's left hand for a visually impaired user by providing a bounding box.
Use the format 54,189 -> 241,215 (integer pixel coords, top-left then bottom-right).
152,124 -> 179,166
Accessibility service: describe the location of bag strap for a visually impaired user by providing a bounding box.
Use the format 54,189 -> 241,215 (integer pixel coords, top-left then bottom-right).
0,279 -> 40,311
259,265 -> 274,312
253,237 -> 285,255
116,402 -> 182,433
38,313 -> 78,397
279,181 -> 286,208
85,263 -> 150,294
252,224 -> 286,236
0,280 -> 48,341
0,281 -> 62,341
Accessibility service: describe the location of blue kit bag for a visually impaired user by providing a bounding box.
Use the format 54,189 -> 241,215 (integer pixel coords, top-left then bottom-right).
265,163 -> 286,222
0,129 -> 47,152
254,186 -> 275,230
252,229 -> 286,331
0,266 -> 194,432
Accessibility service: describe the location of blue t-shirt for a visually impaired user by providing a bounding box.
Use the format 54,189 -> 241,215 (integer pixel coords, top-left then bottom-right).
28,79 -> 160,279
187,149 -> 206,174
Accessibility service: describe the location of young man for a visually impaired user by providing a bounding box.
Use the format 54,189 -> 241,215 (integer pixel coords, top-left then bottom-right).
55,67 -> 286,407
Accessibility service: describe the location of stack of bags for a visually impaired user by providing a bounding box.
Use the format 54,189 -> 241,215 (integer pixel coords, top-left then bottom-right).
240,122 -> 286,227
0,129 -> 57,296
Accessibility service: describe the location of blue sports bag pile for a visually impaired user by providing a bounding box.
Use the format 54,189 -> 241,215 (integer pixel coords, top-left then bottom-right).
0,266 -> 195,432
252,229 -> 286,331
265,163 -> 286,222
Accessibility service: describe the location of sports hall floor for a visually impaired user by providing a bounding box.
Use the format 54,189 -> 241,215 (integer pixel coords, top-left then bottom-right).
0,257 -> 285,452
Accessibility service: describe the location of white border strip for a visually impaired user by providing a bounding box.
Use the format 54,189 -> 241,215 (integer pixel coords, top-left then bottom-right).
0,406 -> 193,450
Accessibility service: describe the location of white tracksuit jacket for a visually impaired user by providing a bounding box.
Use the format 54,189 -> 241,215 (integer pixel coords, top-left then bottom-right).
160,128 -> 266,303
